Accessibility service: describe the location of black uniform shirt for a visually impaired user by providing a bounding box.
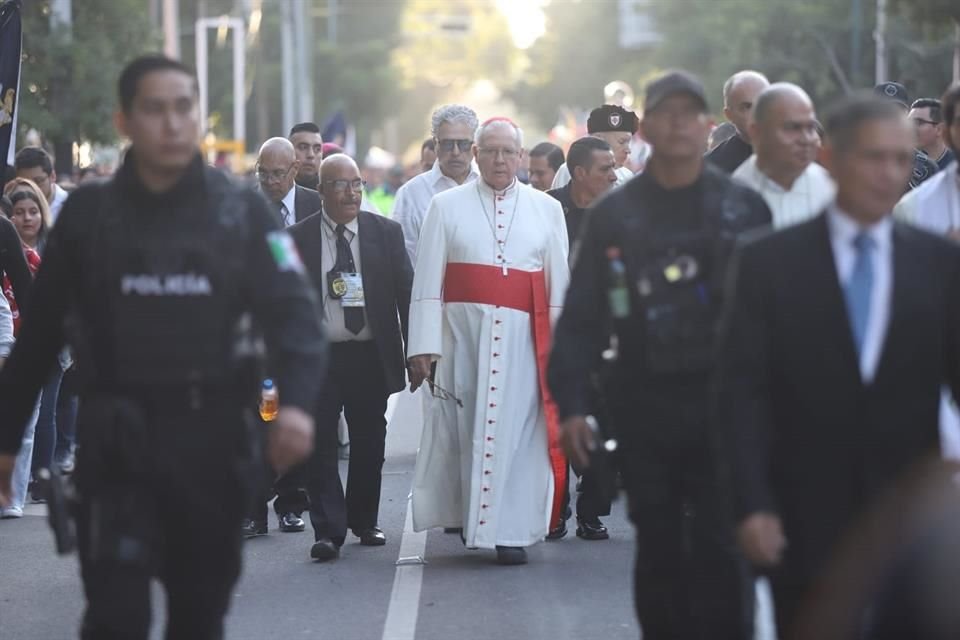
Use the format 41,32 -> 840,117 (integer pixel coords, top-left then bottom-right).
547,165 -> 771,421
705,133 -> 752,174
546,182 -> 587,247
0,152 -> 327,455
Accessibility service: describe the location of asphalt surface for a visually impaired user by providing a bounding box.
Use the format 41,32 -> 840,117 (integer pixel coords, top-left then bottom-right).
0,390 -> 643,640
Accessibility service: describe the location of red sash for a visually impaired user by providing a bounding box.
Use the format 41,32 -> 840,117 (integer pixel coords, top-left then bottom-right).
443,262 -> 568,530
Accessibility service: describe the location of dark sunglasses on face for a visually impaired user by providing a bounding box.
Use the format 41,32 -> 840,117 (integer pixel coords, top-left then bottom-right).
437,139 -> 473,154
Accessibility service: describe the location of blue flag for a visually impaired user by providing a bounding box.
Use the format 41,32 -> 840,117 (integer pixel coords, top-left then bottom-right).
0,0 -> 22,168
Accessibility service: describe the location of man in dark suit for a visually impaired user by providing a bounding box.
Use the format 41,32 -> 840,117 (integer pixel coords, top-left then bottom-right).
242,137 -> 323,537
256,137 -> 322,227
289,154 -> 413,561
717,93 -> 960,636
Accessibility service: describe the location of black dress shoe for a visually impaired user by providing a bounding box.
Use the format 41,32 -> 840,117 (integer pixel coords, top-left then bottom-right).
355,526 -> 386,546
279,512 -> 306,533
495,546 -> 528,565
241,519 -> 268,538
443,527 -> 463,534
310,538 -> 340,561
546,519 -> 568,540
576,517 -> 609,540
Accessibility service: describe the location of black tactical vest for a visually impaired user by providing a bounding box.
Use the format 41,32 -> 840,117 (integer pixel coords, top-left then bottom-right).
88,171 -> 251,388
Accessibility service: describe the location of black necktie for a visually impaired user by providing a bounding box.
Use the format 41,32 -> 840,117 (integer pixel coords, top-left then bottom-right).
335,224 -> 365,334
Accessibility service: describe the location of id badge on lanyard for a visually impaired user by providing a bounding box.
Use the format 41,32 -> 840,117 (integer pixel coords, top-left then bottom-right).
328,271 -> 365,308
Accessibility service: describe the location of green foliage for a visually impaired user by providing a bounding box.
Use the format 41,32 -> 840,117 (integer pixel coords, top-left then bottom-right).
512,0 -> 957,130
18,0 -> 159,146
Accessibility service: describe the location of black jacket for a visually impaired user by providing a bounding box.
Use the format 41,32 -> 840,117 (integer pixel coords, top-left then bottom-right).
716,213 -> 960,582
548,164 -> 771,425
705,133 -> 752,174
0,152 -> 327,454
289,210 -> 413,394
293,185 -> 322,223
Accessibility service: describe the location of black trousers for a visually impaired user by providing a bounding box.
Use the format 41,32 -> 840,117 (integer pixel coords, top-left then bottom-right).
249,456 -> 310,523
74,397 -> 254,640
557,464 -> 613,522
307,340 -> 389,545
617,392 -> 753,640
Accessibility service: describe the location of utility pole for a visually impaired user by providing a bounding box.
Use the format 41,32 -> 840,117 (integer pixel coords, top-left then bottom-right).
850,0 -> 862,88
280,0 -> 295,135
163,0 -> 180,59
874,0 -> 887,84
954,20 -> 960,84
295,0 -> 313,124
49,0 -> 73,176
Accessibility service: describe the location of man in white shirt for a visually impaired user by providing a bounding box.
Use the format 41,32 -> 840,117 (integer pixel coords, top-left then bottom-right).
733,83 -> 836,229
393,105 -> 480,265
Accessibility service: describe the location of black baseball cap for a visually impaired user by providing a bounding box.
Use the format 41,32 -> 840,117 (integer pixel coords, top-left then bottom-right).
874,82 -> 910,109
644,70 -> 709,114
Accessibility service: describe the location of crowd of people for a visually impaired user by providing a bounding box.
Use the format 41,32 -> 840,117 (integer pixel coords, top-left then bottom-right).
0,51 -> 959,639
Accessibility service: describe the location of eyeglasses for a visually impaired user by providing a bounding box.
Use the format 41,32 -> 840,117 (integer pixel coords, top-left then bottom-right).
256,165 -> 295,183
430,380 -> 464,408
477,147 -> 519,160
437,139 -> 473,154
323,178 -> 366,192
911,117 -> 940,127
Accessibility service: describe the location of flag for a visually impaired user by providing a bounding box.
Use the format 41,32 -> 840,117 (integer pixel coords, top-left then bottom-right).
0,0 -> 22,169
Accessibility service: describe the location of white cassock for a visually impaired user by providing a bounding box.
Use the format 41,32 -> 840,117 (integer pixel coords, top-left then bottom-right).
408,178 -> 570,549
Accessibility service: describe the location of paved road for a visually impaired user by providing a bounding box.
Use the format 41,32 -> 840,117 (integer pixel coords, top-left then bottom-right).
0,390 -> 642,640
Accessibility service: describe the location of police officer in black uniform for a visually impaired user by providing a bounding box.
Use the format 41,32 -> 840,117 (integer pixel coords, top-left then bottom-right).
0,55 -> 326,639
546,135 -> 618,541
873,81 -> 940,190
548,71 -> 771,640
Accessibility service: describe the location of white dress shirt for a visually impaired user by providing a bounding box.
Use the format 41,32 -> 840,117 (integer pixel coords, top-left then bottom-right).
826,206 -> 893,383
49,183 -> 70,225
319,213 -> 373,343
733,156 -> 836,229
278,185 -> 298,228
550,163 -> 633,190
392,160 -> 480,265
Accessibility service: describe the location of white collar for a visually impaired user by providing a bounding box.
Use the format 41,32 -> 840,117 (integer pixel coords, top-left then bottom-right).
743,155 -> 820,195
280,185 -> 297,215
428,160 -> 480,187
827,203 -> 893,251
322,211 -> 359,235
476,177 -> 519,198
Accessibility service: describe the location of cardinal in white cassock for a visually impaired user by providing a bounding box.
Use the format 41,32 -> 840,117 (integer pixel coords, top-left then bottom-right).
406,118 -> 570,565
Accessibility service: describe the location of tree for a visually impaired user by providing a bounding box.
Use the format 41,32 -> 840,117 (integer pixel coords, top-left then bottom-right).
18,0 -> 158,174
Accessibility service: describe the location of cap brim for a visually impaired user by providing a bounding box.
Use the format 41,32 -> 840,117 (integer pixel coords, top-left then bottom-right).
645,89 -> 709,114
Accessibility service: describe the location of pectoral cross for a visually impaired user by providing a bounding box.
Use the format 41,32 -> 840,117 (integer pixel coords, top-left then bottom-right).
498,255 -> 512,277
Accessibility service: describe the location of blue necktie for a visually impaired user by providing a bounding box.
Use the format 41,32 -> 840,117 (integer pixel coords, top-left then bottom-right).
844,232 -> 875,357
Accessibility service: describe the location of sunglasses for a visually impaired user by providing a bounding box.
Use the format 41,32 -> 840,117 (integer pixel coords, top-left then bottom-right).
437,139 -> 473,154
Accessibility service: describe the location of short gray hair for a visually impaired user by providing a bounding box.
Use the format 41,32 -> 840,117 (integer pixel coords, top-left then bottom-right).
474,118 -> 524,148
431,104 -> 479,138
722,70 -> 770,106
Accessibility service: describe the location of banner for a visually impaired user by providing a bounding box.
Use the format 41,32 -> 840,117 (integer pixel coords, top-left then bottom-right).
0,0 -> 22,168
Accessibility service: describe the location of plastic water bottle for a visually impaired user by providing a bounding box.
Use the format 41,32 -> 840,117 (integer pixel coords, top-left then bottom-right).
259,379 -> 279,422
606,247 -> 631,319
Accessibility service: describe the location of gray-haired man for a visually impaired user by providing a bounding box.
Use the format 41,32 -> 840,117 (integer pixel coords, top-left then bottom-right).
393,104 -> 480,265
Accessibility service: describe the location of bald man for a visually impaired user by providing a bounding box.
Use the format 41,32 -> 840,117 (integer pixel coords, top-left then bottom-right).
256,137 -> 321,227
707,70 -> 770,173
288,155 -> 413,561
733,83 -> 836,228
